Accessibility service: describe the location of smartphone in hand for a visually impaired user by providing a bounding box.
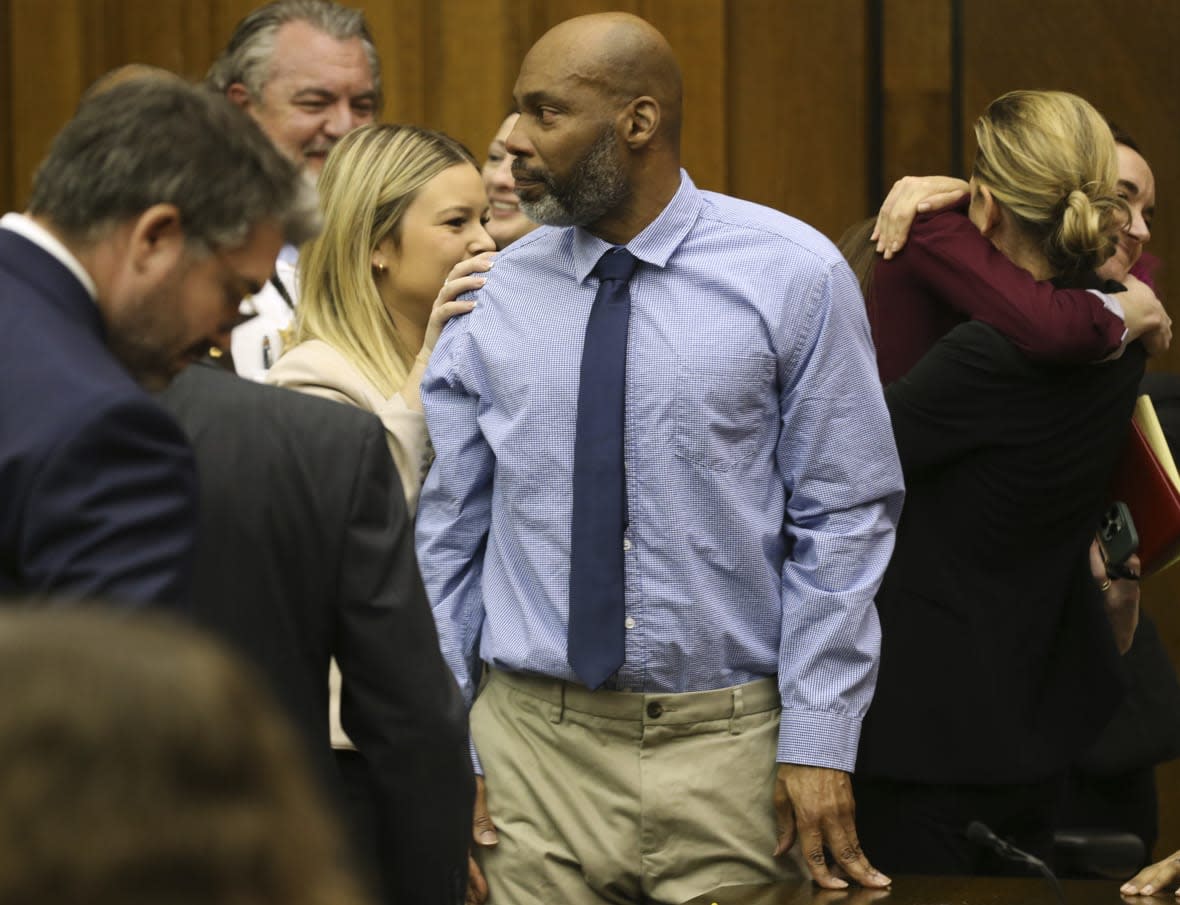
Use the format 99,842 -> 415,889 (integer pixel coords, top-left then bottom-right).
1097,501 -> 1139,579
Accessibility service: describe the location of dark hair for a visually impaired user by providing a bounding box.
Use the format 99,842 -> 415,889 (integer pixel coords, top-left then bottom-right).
1107,121 -> 1142,154
836,216 -> 878,307
206,0 -> 382,113
0,608 -> 367,905
28,77 -> 319,249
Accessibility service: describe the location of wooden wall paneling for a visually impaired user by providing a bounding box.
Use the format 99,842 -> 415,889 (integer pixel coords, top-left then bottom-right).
727,0 -> 868,242
8,0 -> 89,210
0,0 -> 12,215
363,0 -> 428,126
879,0 -> 953,193
89,0 -> 165,74
961,0 -> 1180,860
177,0 -> 217,81
428,0 -> 529,156
528,0 -> 641,34
206,0 -> 277,85
639,0 -> 727,194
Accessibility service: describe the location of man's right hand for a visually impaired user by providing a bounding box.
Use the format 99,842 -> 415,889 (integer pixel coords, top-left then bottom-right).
1119,275 -> 1172,357
466,775 -> 497,904
1121,848 -> 1180,897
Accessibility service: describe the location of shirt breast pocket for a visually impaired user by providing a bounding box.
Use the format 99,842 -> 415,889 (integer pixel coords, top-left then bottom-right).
673,351 -> 777,472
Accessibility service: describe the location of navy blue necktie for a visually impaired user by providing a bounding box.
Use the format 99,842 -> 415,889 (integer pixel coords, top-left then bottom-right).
568,247 -> 638,689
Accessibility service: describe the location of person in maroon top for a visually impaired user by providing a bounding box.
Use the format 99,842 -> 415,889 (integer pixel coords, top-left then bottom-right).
844,90 -> 1162,876
859,119 -> 1179,888
864,143 -> 1169,384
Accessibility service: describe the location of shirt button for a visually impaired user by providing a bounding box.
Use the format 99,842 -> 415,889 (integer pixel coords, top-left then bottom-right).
624,617 -> 636,629
646,701 -> 663,719
622,538 -> 632,552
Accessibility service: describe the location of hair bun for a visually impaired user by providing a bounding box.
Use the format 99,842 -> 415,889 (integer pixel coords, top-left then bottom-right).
1050,187 -> 1120,276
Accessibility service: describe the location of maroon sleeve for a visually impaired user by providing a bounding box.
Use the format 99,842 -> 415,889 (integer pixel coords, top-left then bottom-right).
882,203 -> 1124,363
1131,251 -> 1161,291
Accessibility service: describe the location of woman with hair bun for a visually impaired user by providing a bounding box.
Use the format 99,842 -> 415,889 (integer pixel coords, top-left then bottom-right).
850,91 -> 1150,875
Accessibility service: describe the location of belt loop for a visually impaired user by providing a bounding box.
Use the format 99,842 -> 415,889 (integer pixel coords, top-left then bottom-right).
550,681 -> 566,724
729,685 -> 744,735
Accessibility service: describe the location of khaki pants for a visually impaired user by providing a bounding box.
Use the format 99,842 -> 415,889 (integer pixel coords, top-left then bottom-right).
471,670 -> 803,904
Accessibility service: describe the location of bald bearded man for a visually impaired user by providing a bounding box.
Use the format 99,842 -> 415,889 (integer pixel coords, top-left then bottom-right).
416,13 -> 904,903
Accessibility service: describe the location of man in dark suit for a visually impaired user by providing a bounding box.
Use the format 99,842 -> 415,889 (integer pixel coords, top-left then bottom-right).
0,76 -> 316,607
160,362 -> 472,905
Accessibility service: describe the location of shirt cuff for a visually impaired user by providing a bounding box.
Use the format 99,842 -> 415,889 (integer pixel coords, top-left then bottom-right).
469,734 -> 483,775
777,708 -> 863,773
1090,289 -> 1130,346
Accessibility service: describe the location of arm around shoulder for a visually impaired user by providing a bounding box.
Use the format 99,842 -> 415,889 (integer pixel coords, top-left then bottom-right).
899,209 -> 1124,361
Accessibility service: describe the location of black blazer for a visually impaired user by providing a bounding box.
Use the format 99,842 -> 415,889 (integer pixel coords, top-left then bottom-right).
160,363 -> 471,905
857,322 -> 1145,784
0,228 -> 196,607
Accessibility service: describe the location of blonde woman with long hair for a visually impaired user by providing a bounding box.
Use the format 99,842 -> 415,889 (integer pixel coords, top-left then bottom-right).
269,123 -> 494,513
267,123 -> 492,904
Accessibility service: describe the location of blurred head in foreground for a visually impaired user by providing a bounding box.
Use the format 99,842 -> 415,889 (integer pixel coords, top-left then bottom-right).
0,608 -> 368,905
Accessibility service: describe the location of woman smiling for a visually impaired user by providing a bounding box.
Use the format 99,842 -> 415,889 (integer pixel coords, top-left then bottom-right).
269,123 -> 494,513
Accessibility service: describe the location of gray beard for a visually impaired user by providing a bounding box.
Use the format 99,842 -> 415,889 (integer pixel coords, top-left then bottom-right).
518,127 -> 629,228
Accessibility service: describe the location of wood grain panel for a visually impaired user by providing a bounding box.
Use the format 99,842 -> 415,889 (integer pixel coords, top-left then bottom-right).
208,0 -> 263,79
640,0 -> 727,193
728,0 -> 868,241
89,0 -> 189,74
880,0 -> 953,189
0,0 -> 12,215
8,0 -> 88,210
962,0 -> 1180,857
358,0 -> 424,124
528,0 -> 640,33
430,0 -> 525,155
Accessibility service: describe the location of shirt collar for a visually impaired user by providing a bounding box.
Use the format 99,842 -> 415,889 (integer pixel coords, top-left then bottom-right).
570,169 -> 702,283
276,243 -> 299,266
0,212 -> 99,300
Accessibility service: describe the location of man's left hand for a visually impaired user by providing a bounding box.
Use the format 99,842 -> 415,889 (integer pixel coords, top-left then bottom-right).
774,763 -> 891,890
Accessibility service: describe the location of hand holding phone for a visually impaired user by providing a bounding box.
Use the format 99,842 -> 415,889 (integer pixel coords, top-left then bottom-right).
1097,502 -> 1140,580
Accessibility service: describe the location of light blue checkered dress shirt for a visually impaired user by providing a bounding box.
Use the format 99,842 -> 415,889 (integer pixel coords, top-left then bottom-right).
416,171 -> 904,772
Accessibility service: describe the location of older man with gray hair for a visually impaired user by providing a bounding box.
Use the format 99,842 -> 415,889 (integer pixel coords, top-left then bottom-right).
208,0 -> 382,379
0,76 -> 316,609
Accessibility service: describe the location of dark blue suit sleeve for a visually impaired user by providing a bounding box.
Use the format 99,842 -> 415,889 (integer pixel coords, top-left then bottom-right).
20,396 -> 197,608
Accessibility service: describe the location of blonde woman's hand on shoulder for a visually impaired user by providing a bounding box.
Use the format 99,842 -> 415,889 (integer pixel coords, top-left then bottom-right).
401,251 -> 496,412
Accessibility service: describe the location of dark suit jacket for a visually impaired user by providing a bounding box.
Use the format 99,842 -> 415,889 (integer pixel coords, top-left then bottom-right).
857,322 -> 1145,784
160,363 -> 471,905
0,228 -> 196,606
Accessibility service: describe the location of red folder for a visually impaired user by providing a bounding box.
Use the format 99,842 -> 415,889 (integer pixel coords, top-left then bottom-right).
1107,395 -> 1180,576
